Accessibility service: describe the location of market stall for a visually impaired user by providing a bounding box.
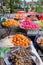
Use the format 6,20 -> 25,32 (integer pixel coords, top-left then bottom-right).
0,12 -> 43,65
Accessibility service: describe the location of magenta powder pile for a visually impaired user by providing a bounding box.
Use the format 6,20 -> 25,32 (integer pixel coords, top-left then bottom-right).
20,20 -> 40,30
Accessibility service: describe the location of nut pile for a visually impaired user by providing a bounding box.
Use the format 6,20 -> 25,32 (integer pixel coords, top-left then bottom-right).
8,48 -> 34,65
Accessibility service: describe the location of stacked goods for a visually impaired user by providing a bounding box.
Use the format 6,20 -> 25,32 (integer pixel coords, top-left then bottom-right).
20,19 -> 40,30
39,15 -> 43,20
15,14 -> 26,20
40,20 -> 43,23
15,14 -> 22,19
37,36 -> 43,50
8,48 -> 35,65
39,20 -> 43,30
12,34 -> 31,47
29,16 -> 38,21
17,11 -> 26,14
0,12 -> 43,65
39,20 -> 43,26
0,34 -> 31,47
34,20 -> 43,30
2,19 -> 20,27
27,12 -> 38,16
34,20 -> 43,27
34,21 -> 41,25
37,37 -> 43,44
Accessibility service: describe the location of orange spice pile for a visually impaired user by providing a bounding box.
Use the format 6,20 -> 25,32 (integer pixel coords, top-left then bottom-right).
12,34 -> 31,47
2,19 -> 20,27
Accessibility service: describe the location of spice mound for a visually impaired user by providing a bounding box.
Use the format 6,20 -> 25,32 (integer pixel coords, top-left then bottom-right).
2,19 -> 19,27
15,14 -> 25,19
8,48 -> 34,65
12,34 -> 31,47
20,20 -> 40,30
